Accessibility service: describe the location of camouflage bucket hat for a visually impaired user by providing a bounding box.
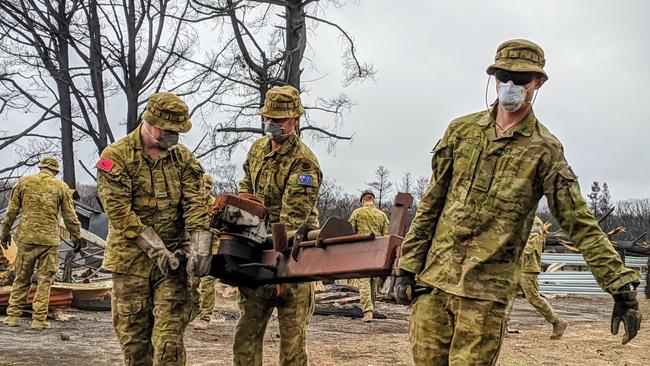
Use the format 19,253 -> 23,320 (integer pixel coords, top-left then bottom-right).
203,174 -> 214,190
486,39 -> 548,80
259,85 -> 305,119
359,188 -> 375,203
142,92 -> 192,133
39,156 -> 60,172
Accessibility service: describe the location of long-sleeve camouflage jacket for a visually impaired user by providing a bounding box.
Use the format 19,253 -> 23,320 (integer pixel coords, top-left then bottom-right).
1,171 -> 81,245
97,125 -> 209,277
238,134 -> 322,231
348,204 -> 390,236
399,108 -> 639,304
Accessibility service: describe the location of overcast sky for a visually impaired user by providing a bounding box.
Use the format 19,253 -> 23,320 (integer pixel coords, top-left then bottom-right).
1,0 -> 649,202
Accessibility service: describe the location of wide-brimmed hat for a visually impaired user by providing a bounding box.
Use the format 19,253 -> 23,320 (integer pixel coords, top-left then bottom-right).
39,156 -> 60,173
486,39 -> 548,80
142,92 -> 192,133
259,86 -> 305,119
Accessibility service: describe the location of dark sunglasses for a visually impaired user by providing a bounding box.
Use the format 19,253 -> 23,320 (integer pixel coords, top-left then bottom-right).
494,70 -> 537,86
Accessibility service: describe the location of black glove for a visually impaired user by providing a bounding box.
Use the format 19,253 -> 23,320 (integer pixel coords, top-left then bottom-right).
1,232 -> 10,250
393,269 -> 416,305
72,238 -> 83,253
611,284 -> 642,345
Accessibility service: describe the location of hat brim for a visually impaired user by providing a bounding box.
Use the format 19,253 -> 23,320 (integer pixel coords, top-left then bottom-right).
142,110 -> 192,133
486,60 -> 548,80
259,106 -> 305,120
39,164 -> 60,173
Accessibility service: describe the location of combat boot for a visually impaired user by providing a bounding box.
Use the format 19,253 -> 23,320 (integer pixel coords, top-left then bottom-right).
550,317 -> 568,339
2,316 -> 21,327
362,311 -> 373,323
31,320 -> 51,330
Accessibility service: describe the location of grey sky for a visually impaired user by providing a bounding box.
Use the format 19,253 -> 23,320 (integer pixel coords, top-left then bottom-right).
1,0 -> 648,202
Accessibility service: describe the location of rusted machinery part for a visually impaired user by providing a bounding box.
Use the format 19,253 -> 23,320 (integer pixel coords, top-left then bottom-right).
211,193 -> 267,219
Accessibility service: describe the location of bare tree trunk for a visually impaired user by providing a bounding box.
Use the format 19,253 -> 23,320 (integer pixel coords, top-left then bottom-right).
284,0 -> 306,89
88,0 -> 109,150
56,0 -> 75,189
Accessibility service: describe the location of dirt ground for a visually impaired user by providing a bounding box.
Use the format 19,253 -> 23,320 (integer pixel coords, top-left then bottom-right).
1,295 -> 648,366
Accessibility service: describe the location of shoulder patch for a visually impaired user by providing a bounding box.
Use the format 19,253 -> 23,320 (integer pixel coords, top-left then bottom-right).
97,158 -> 114,172
297,174 -> 313,186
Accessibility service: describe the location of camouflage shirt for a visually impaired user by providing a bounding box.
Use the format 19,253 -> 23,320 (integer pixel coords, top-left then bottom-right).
239,134 -> 321,231
1,171 -> 81,246
521,216 -> 544,274
348,204 -> 390,236
399,109 -> 639,304
97,125 -> 209,277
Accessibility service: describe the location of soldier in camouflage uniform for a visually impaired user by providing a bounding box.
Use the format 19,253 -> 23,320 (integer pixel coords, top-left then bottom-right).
394,39 -> 642,365
506,216 -> 567,338
348,188 -> 389,322
1,156 -> 81,330
97,92 -> 211,366
233,85 -> 322,366
191,174 -> 222,330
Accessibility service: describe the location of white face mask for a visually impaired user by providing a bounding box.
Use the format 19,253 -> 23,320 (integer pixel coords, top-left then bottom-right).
497,81 -> 527,113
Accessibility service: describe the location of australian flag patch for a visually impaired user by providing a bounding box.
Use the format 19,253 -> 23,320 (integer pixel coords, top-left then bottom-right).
297,174 -> 313,186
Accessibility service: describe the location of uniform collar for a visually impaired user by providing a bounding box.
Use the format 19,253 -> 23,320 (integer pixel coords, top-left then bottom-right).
132,123 -> 170,160
265,133 -> 299,157
477,105 -> 537,139
131,124 -> 144,150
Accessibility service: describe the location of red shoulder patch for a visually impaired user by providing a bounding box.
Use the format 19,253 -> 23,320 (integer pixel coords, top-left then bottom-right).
96,158 -> 114,172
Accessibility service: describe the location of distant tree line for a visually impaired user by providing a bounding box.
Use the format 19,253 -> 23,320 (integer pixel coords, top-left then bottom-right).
1,173 -> 648,245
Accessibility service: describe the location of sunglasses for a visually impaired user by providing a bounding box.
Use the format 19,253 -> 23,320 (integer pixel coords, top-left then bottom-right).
494,70 -> 537,86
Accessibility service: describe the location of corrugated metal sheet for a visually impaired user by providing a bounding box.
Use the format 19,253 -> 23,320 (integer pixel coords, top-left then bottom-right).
538,252 -> 648,296
541,253 -> 648,268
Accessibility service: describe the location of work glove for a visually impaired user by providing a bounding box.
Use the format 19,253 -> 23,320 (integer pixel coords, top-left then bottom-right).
72,238 -> 83,253
186,230 -> 213,277
1,232 -> 10,250
611,284 -> 642,345
135,226 -> 180,275
393,269 -> 417,305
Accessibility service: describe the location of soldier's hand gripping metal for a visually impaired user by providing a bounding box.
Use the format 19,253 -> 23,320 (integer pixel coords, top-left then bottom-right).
0,232 -> 9,250
393,269 -> 417,305
135,226 -> 180,275
186,230 -> 213,277
611,284 -> 642,345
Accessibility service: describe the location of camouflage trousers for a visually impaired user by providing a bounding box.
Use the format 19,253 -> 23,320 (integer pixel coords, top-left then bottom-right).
506,273 -> 558,324
6,243 -> 58,322
234,282 -> 315,366
111,267 -> 193,366
410,287 -> 506,366
190,275 -> 216,321
351,278 -> 377,314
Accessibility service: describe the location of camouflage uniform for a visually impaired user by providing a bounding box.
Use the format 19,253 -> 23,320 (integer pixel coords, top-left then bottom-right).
97,92 -> 209,366
1,157 -> 81,327
194,180 -> 221,323
399,40 -> 640,365
233,86 -> 321,366
515,216 -> 559,324
348,197 -> 389,315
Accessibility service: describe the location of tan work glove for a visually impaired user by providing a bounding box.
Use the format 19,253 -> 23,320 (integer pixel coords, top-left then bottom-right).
135,226 -> 180,275
186,230 -> 213,277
